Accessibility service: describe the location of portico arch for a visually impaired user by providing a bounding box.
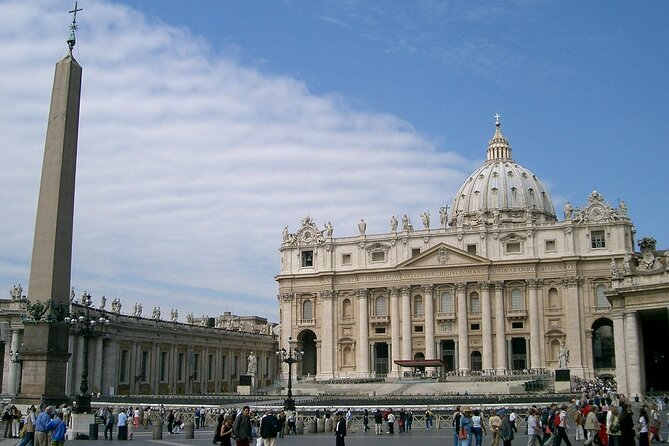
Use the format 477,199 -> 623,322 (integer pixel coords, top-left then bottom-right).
297,329 -> 317,377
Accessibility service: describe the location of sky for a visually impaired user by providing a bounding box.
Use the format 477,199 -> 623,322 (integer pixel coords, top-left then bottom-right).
1,0 -> 667,322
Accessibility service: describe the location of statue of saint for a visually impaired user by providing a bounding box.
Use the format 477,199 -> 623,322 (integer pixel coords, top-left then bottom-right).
9,284 -> 22,301
325,221 -> 333,238
99,295 -> 106,310
390,215 -> 398,233
563,202 -> 573,220
282,226 -> 289,243
70,288 -> 76,302
170,309 -> 178,322
247,351 -> 257,376
610,258 -> 620,279
358,219 -> 367,235
421,211 -> 431,229
402,214 -> 413,232
152,306 -> 161,320
558,343 -> 569,369
439,206 -> 448,227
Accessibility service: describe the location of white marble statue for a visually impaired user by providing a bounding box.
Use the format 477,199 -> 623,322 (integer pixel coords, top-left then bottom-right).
247,351 -> 257,376
358,219 -> 367,235
558,343 -> 569,369
421,211 -> 431,229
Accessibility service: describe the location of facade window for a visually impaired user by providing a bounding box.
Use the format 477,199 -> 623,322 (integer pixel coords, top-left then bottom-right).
141,351 -> 149,382
371,251 -> 386,262
592,320 -> 615,369
471,351 -> 482,371
511,322 -> 524,329
411,248 -> 421,257
440,291 -> 454,313
467,244 -> 477,255
178,352 -> 185,381
595,285 -> 610,309
342,298 -> 353,318
342,253 -> 351,265
591,230 -> 606,248
506,242 -> 521,254
470,323 -> 480,330
160,351 -> 168,382
545,240 -> 556,252
301,250 -> 314,267
302,300 -> 314,320
510,288 -> 524,310
413,295 -> 424,315
119,350 -> 129,383
469,292 -> 481,314
414,325 -> 424,333
548,287 -> 560,308
374,296 -> 387,316
375,327 -> 386,334
343,346 -> 353,366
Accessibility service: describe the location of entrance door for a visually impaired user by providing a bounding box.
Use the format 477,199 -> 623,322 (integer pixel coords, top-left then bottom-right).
441,340 -> 455,372
374,343 -> 389,375
510,338 -> 527,370
298,330 -> 317,377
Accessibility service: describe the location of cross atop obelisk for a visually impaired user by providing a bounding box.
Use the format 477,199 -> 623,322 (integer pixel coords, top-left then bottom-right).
67,2 -> 83,52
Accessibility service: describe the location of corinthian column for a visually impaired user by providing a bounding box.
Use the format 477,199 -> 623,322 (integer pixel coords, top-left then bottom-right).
7,329 -> 21,396
480,282 -> 493,372
456,283 -> 469,374
320,290 -> 335,379
528,279 -> 542,370
390,287 -> 401,377
612,312 -> 628,395
356,289 -> 370,377
624,311 -> 642,397
494,282 -> 507,373
563,277 -> 584,375
423,285 -> 435,360
401,286 -> 412,361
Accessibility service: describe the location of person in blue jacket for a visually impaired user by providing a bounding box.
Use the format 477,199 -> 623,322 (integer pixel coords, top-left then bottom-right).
46,412 -> 67,446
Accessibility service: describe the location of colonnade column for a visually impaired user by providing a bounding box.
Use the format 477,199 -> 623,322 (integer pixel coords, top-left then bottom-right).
356,289 -> 370,377
93,336 -> 104,394
400,286 -> 412,361
480,282 -> 493,372
494,282 -> 507,373
7,328 -> 21,396
564,277 -> 584,375
624,311 -> 642,397
389,287 -> 401,377
423,285 -> 435,360
320,290 -> 335,379
528,279 -> 542,370
612,312 -> 628,396
456,283 -> 469,374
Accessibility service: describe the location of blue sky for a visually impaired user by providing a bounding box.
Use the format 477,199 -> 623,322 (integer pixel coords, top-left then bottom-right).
1,0 -> 667,322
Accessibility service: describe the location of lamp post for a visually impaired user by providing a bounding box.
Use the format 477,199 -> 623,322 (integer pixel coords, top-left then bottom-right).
276,336 -> 303,411
65,292 -> 110,413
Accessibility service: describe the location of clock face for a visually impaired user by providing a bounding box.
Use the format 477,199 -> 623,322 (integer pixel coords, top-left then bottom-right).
588,204 -> 605,220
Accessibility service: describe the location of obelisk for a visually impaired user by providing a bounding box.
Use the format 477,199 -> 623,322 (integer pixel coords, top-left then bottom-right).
20,4 -> 83,404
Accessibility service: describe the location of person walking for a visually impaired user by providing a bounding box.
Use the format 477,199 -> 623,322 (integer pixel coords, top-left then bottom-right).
167,410 -> 175,435
472,409 -> 486,446
554,405 -> 573,446
232,406 -> 253,446
639,407 -> 650,446
220,416 -> 234,446
259,410 -> 279,446
387,410 -> 395,435
33,406 -> 52,446
500,411 -> 515,446
16,406 -> 36,446
460,408 -> 474,446
619,404 -> 635,446
104,409 -> 114,440
490,410 -> 502,446
454,406 -> 463,446
117,408 -> 128,440
335,411 -> 347,446
607,405 -> 621,446
584,406 -> 601,446
374,409 -> 383,435
527,408 -> 543,446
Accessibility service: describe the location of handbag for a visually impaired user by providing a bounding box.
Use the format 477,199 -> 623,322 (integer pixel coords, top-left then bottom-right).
459,428 -> 468,440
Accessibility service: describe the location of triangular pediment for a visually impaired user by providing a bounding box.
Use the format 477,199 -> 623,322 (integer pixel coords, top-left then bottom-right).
397,243 -> 491,269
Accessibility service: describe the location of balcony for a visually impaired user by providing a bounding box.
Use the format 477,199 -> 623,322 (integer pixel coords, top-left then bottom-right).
505,308 -> 527,320
298,318 -> 315,326
435,312 -> 456,321
369,315 -> 389,325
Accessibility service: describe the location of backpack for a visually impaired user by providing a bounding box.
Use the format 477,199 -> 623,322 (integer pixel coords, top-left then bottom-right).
549,412 -> 560,431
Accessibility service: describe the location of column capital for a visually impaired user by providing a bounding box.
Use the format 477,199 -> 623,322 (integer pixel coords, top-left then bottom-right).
493,281 -> 504,291
455,282 -> 467,292
278,293 -> 293,302
422,284 -> 434,295
478,281 -> 491,291
528,279 -> 542,289
400,286 -> 411,296
320,290 -> 336,300
356,289 -> 368,300
389,287 -> 400,297
563,276 -> 581,288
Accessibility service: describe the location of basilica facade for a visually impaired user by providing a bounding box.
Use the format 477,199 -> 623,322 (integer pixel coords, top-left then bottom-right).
276,120 -> 668,396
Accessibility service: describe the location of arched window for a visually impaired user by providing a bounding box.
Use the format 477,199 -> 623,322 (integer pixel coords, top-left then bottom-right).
469,292 -> 480,314
375,296 -> 387,316
342,298 -> 353,318
595,285 -> 610,309
548,287 -> 559,309
302,300 -> 313,320
342,346 -> 353,366
414,295 -> 424,315
592,319 -> 615,369
440,291 -> 454,313
510,288 -> 524,310
471,351 -> 482,371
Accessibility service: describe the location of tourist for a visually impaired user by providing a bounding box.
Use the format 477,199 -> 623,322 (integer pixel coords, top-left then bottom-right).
362,409 -> 369,432
387,409 -> 395,435
460,407 -> 474,446
117,407 -> 128,440
259,409 -> 279,446
619,404 -> 635,446
335,411 -> 346,446
346,408 -> 353,433
374,409 -> 383,435
232,406 -> 253,446
406,410 -> 413,431
287,413 -> 296,435
133,407 -> 141,430
584,405 -> 601,446
607,404 -> 621,446
527,408 -> 542,446
45,413 -> 66,446
453,406 -> 463,446
16,405 -> 36,446
104,409 -> 114,440
500,411 -> 514,446
277,411 -> 286,438
489,410 -> 502,446
33,406 -> 52,446
639,407 -> 650,446
510,410 -> 518,433
650,404 -> 664,443
472,409 -> 486,446
426,407 -> 434,430
220,415 -> 234,446
167,410 -> 175,435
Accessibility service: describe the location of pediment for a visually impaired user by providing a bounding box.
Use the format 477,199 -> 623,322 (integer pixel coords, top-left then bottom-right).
397,243 -> 491,269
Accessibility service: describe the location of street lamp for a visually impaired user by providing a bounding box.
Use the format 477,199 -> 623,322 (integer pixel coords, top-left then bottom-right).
276,336 -> 303,411
64,292 -> 110,413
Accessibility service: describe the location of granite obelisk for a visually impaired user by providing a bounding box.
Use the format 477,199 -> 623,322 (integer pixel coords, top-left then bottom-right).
20,6 -> 83,404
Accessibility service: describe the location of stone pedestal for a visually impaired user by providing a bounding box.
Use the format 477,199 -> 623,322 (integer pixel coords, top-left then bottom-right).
238,374 -> 253,395
554,368 -> 571,393
69,413 -> 95,440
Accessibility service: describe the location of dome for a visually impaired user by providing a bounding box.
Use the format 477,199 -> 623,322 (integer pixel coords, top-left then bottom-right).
450,118 -> 556,227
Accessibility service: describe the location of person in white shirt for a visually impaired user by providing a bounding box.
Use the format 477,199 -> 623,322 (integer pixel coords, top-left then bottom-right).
527,408 -> 542,446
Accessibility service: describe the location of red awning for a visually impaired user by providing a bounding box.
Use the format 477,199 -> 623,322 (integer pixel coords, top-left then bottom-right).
394,359 -> 447,368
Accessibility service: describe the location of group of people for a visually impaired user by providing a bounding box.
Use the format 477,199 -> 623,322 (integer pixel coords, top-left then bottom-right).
212,406 -> 289,446
7,405 -> 67,446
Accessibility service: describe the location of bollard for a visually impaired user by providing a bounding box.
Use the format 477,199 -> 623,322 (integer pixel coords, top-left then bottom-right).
307,419 -> 317,434
325,418 -> 333,432
317,418 -> 325,433
184,422 -> 195,439
89,423 -> 99,440
152,423 -> 163,440
296,419 -> 305,435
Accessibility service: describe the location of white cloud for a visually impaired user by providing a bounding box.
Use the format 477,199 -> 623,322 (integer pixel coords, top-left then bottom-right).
0,0 -> 473,320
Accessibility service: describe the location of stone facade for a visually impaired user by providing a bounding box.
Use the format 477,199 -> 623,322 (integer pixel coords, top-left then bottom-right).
275,122 -> 666,390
